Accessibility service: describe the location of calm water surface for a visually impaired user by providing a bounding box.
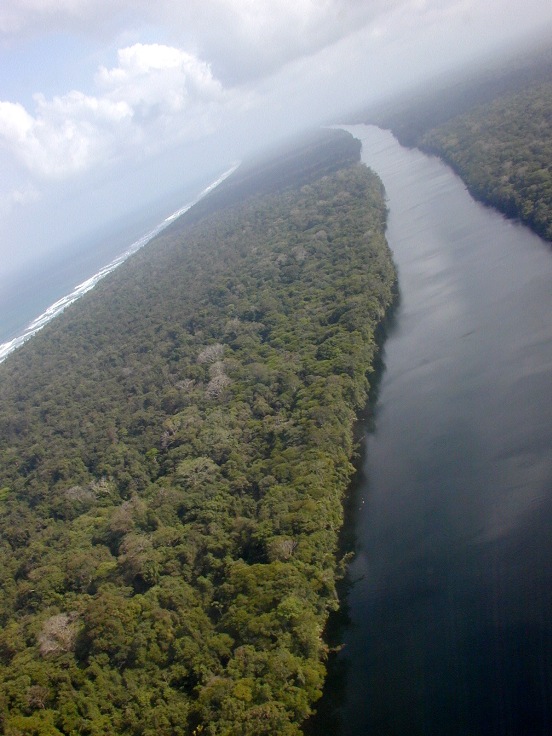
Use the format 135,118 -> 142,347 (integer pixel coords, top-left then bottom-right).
317,126 -> 552,736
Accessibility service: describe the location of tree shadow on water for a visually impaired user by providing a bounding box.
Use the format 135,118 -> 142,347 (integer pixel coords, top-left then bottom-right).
304,290 -> 401,735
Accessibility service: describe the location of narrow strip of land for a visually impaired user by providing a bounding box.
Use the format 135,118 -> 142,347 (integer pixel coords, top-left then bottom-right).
0,130 -> 396,735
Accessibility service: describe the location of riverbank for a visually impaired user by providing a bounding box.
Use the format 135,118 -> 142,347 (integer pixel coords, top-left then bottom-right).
416,78 -> 552,243
0,129 -> 397,735
311,124 -> 552,735
363,49 -> 552,244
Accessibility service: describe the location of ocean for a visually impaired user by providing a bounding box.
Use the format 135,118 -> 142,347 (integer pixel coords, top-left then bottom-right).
0,164 -> 239,364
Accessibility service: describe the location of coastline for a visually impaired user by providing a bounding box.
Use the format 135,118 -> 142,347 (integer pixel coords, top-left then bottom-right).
0,163 -> 240,366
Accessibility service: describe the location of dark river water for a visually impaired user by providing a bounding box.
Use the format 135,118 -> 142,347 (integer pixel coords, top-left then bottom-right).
312,126 -> 552,736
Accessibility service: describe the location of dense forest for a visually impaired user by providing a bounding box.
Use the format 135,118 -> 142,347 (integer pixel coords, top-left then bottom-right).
419,81 -> 552,241
0,130 -> 396,735
365,44 -> 552,242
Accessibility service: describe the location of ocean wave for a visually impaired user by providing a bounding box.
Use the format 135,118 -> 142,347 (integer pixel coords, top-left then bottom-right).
0,163 -> 240,365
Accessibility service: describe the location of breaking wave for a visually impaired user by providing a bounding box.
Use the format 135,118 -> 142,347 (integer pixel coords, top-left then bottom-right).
0,163 -> 240,365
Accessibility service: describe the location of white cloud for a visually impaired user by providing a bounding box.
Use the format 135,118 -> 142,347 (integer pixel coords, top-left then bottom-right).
0,91 -> 133,178
0,100 -> 33,142
11,183 -> 39,204
0,1 -> 395,80
3,1 -> 550,91
142,0 -> 398,82
0,0 -> 119,34
0,43 -> 230,179
0,1 -> 550,185
0,181 -> 40,219
97,43 -> 224,114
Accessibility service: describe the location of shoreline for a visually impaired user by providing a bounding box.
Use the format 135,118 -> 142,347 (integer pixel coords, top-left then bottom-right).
0,163 -> 240,366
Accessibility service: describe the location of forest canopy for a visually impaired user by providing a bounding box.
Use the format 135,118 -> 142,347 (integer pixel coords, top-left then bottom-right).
366,46 -> 552,242
0,130 -> 396,735
418,80 -> 552,242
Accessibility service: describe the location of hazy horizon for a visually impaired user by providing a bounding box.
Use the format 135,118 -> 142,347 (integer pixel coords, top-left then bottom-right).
1,0 -> 551,307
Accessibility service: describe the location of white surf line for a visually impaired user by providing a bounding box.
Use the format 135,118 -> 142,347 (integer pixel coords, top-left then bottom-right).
0,162 -> 240,365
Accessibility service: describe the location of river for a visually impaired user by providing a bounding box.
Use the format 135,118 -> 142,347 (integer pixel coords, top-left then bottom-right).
312,125 -> 552,736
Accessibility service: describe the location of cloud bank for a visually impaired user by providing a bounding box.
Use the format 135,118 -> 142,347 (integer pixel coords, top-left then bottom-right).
1,0 -> 550,187
0,0 -> 550,251
0,42 -> 230,180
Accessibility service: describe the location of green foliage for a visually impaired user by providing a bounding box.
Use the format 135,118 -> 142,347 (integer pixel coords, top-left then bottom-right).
420,80 -> 552,241
0,131 -> 395,733
371,53 -> 552,243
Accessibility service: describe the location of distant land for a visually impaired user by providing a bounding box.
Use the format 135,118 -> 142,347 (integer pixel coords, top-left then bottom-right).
0,164 -> 239,364
360,42 -> 552,242
0,128 -> 396,735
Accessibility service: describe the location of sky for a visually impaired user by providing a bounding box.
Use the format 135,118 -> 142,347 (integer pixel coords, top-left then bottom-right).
0,0 -> 551,284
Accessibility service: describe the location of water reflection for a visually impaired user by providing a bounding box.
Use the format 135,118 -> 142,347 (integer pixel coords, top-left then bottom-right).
311,126 -> 552,736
